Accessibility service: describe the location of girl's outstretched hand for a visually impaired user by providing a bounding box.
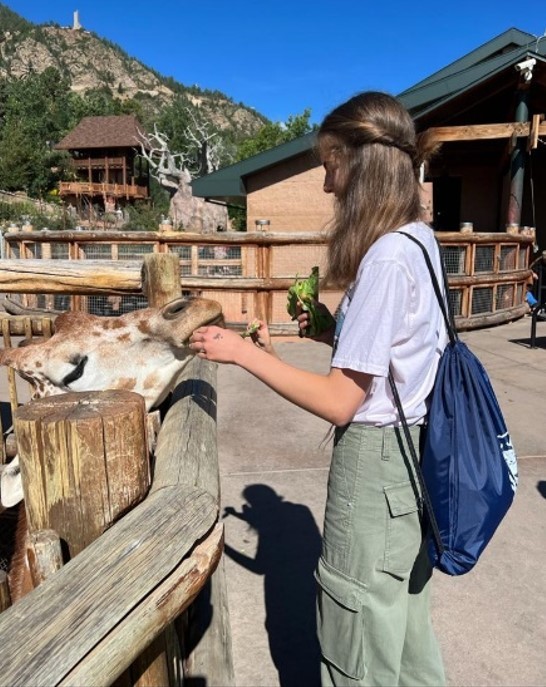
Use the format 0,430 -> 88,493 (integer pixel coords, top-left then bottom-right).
190,325 -> 249,364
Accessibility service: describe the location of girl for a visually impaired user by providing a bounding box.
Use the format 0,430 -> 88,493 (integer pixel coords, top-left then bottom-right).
190,91 -> 447,687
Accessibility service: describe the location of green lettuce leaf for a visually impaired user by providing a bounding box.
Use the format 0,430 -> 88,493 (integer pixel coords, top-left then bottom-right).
286,266 -> 332,337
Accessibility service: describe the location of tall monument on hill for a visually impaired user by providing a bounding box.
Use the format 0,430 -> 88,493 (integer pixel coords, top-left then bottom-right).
73,10 -> 82,30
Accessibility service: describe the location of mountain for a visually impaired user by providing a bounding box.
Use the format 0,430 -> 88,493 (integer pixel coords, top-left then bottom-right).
0,3 -> 268,138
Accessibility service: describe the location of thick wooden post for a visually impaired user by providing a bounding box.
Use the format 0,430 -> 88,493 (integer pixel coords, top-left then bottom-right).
155,358 -> 234,686
142,253 -> 181,308
15,389 -> 156,684
15,390 -> 150,554
139,253 -> 186,685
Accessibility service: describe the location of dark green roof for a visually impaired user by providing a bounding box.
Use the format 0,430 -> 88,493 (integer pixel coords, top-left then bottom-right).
192,28 -> 546,203
399,28 -> 546,117
191,131 -> 316,203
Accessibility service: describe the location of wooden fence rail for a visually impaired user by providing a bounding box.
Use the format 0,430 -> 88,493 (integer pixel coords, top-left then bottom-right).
0,356 -> 232,686
0,258 -> 301,295
0,228 -> 536,329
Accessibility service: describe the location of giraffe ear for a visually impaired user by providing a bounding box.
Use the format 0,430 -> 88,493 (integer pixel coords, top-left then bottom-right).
18,337 -> 46,348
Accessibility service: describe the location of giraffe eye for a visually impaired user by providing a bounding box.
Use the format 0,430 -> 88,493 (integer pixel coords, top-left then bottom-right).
62,355 -> 88,386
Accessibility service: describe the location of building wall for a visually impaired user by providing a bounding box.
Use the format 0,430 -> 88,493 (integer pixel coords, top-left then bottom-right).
244,151 -> 342,323
246,152 -> 333,232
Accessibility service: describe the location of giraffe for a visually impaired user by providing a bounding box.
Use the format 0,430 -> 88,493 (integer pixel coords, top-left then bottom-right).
0,295 -> 224,507
0,295 -> 223,601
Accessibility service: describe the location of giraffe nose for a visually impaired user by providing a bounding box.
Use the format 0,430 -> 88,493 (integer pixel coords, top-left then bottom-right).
161,298 -> 190,320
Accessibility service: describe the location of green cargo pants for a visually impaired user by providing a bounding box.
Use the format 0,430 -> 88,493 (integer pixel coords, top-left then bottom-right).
315,424 -> 446,687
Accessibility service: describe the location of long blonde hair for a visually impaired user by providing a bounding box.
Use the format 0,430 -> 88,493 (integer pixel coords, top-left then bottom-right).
318,91 -> 438,288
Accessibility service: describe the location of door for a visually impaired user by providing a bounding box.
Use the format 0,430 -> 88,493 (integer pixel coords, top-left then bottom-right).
433,176 -> 462,231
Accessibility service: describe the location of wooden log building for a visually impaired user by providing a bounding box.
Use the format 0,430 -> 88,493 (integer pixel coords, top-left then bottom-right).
54,114 -> 150,218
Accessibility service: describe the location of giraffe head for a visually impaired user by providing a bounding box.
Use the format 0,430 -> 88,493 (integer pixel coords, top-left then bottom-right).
0,296 -> 223,507
0,296 -> 223,409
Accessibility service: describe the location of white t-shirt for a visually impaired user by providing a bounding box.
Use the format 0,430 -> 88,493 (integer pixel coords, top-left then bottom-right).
331,221 -> 448,426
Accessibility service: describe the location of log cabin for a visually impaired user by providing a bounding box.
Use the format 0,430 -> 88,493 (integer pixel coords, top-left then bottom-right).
54,114 -> 150,220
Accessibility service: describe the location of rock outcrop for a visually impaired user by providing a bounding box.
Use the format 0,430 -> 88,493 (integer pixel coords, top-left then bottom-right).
169,169 -> 229,233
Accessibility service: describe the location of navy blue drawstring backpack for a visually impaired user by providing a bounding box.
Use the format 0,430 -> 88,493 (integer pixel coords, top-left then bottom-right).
388,232 -> 518,576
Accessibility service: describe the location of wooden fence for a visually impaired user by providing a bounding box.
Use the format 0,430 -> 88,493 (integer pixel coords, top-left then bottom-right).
0,227 -> 535,329
0,357 -> 233,686
0,254 -> 234,686
0,226 -> 536,684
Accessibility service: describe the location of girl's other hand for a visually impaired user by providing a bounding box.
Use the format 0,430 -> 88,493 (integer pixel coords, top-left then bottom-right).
296,301 -> 335,345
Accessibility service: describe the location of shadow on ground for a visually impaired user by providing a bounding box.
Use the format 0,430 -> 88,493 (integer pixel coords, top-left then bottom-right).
223,484 -> 322,687
509,334 -> 546,349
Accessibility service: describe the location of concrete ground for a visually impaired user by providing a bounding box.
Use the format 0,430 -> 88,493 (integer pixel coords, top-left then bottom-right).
216,315 -> 546,687
0,312 -> 543,685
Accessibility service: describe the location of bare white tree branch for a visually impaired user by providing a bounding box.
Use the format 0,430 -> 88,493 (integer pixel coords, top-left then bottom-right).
135,123 -> 230,233
136,125 -> 189,193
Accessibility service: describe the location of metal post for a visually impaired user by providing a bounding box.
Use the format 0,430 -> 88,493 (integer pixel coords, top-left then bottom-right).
507,89 -> 529,226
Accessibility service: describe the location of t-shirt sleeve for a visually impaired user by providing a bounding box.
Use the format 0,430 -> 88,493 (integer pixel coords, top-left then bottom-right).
331,259 -> 411,377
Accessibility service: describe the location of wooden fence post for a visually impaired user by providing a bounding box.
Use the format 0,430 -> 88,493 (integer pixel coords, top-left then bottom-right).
154,359 -> 235,686
142,253 -> 181,308
15,389 -> 161,685
139,252 -> 186,685
28,529 -> 63,587
15,390 -> 150,555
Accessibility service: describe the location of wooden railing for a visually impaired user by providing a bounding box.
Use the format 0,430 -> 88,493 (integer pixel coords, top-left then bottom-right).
0,228 -> 535,330
0,357 -> 232,686
0,254 -> 234,685
70,156 -> 127,169
58,182 -> 148,199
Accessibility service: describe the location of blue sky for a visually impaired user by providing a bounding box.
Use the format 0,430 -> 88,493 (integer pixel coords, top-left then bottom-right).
5,0 -> 546,124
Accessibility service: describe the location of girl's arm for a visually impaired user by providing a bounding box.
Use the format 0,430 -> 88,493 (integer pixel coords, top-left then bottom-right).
190,326 -> 370,426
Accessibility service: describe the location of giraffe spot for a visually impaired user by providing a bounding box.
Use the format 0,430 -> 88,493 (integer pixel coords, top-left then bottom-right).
138,320 -> 152,334
117,332 -> 131,343
143,372 -> 159,390
115,378 -> 137,391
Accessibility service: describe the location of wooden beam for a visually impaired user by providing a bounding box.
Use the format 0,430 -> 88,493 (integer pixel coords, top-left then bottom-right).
0,259 -> 142,294
427,120 -> 546,143
528,114 -> 544,151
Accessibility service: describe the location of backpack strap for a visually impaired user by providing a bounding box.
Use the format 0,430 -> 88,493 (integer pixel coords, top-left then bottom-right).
396,230 -> 458,344
387,230 -> 453,558
388,368 -> 445,558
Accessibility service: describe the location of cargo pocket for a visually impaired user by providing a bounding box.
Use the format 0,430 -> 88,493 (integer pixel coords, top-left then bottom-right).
314,558 -> 367,680
383,481 -> 421,579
